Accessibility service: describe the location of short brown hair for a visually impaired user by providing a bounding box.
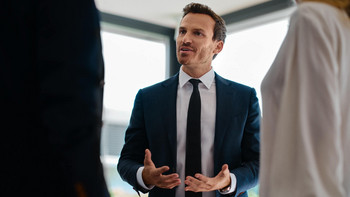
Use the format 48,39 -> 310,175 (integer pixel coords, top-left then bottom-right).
182,3 -> 227,43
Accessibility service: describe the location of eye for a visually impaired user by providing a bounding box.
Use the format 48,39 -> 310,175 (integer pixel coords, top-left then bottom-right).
179,29 -> 186,35
194,31 -> 203,36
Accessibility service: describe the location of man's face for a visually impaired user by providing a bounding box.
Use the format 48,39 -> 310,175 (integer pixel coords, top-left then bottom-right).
176,13 -> 223,69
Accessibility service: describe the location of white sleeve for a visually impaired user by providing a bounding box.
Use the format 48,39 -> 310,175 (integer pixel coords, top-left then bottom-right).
266,7 -> 344,196
136,167 -> 155,191
218,173 -> 237,195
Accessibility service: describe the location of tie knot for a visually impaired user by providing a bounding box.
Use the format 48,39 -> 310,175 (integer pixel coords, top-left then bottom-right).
189,79 -> 201,88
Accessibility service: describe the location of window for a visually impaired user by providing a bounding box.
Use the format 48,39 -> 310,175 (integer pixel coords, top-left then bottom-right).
214,18 -> 290,196
102,30 -> 167,123
214,18 -> 290,108
100,25 -> 167,197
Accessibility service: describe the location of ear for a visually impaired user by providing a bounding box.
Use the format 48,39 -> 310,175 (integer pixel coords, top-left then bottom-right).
213,40 -> 224,54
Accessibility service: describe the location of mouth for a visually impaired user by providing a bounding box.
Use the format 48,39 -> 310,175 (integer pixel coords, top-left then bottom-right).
179,47 -> 194,53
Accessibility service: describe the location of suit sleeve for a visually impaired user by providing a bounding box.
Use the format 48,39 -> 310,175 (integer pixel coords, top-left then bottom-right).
231,88 -> 260,197
117,89 -> 150,193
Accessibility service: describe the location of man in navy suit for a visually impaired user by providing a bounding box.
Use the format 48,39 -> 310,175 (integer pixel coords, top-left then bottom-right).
118,3 -> 260,197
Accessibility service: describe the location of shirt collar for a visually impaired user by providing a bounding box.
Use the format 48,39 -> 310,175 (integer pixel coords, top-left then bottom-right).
179,66 -> 215,89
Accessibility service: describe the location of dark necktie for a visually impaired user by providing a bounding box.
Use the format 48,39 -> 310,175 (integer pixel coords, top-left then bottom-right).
185,79 -> 202,197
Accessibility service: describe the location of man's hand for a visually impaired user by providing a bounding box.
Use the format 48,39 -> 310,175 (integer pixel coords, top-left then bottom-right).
142,149 -> 181,189
184,164 -> 231,192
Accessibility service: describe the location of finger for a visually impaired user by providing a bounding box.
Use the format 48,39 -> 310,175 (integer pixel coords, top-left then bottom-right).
167,180 -> 181,189
154,166 -> 170,175
185,176 -> 202,187
217,164 -> 229,177
194,173 -> 209,182
160,173 -> 179,184
221,164 -> 229,172
160,176 -> 181,189
164,180 -> 181,189
162,173 -> 179,180
185,185 -> 194,192
185,182 -> 197,192
157,174 -> 181,189
185,180 -> 202,192
144,149 -> 153,166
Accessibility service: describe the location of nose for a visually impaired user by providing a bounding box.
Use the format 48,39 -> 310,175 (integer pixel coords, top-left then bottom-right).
181,33 -> 192,45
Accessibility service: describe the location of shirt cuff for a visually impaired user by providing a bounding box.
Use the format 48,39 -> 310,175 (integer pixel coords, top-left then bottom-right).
136,166 -> 155,191
219,173 -> 237,195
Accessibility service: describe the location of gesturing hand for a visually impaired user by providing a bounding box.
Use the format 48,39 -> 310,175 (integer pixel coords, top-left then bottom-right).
184,164 -> 231,192
142,149 -> 181,189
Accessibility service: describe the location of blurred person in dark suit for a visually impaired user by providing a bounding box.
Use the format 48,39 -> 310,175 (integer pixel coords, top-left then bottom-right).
0,0 -> 109,196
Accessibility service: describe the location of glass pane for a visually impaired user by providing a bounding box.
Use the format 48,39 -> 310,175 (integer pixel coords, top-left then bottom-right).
100,30 -> 166,197
214,18 -> 289,108
102,31 -> 166,121
214,18 -> 290,196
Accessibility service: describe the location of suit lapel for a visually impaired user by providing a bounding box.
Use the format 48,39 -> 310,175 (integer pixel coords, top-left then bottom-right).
160,73 -> 238,173
161,74 -> 179,169
214,73 -> 236,171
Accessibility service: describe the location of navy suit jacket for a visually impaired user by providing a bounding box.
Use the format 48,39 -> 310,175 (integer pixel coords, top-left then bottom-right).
118,73 -> 260,197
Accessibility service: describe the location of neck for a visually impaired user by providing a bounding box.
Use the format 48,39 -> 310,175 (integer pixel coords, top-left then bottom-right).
182,64 -> 212,78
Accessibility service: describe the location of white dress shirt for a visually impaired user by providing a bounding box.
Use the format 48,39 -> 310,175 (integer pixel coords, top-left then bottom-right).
260,2 -> 350,197
137,66 -> 236,197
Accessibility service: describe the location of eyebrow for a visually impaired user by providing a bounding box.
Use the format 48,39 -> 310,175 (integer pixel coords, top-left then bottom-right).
192,28 -> 205,32
179,26 -> 205,32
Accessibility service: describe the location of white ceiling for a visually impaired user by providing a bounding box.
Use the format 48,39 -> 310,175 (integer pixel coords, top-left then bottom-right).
95,0 -> 270,28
